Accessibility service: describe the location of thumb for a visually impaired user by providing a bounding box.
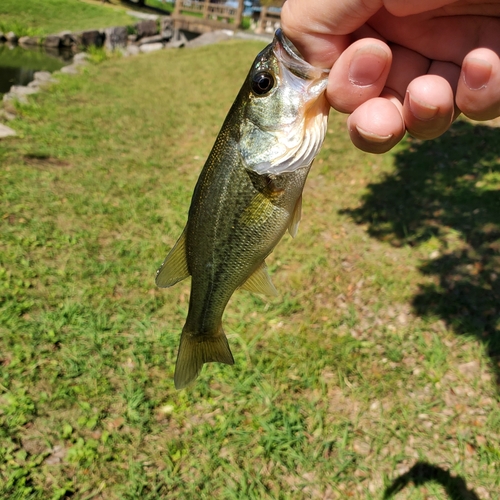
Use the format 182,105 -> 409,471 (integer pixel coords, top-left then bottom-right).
281,0 -> 382,67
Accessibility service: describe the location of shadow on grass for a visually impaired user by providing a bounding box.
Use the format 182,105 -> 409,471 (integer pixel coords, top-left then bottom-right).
344,120 -> 500,385
118,0 -> 173,16
383,462 -> 480,500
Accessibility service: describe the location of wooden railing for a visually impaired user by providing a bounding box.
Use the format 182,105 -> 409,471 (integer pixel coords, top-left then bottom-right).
173,0 -> 243,26
256,6 -> 281,34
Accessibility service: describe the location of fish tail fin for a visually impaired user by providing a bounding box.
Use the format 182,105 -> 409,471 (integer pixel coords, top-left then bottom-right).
174,325 -> 234,390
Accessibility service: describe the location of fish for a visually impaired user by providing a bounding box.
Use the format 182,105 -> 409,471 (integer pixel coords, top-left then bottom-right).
156,28 -> 330,389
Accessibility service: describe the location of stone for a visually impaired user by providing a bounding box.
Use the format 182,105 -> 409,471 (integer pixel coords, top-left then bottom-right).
3,93 -> 19,113
186,30 -> 233,49
139,42 -> 163,53
29,71 -> 58,88
73,52 -> 89,63
59,31 -> 74,47
72,59 -> 88,69
233,31 -> 273,43
0,109 -> 16,121
104,26 -> 128,50
166,38 -> 187,49
135,20 -> 158,39
60,65 -> 79,75
0,124 -> 17,138
72,32 -> 83,47
160,17 -> 173,32
34,71 -> 55,82
81,30 -> 103,47
160,28 -> 173,41
18,36 -> 41,46
128,34 -> 138,43
165,30 -> 188,49
138,34 -> 163,46
125,45 -> 140,56
44,35 -> 61,48
2,86 -> 38,109
6,31 -> 18,43
10,85 -> 39,98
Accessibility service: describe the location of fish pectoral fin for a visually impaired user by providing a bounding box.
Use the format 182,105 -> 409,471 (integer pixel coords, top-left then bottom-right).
239,261 -> 278,297
155,229 -> 190,288
288,194 -> 302,238
174,326 -> 234,390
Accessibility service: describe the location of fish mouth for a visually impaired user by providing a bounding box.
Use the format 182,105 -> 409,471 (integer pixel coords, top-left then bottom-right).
274,28 -> 302,61
272,28 -> 328,95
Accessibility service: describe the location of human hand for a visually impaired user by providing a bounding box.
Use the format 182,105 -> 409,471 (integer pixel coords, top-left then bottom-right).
281,0 -> 500,153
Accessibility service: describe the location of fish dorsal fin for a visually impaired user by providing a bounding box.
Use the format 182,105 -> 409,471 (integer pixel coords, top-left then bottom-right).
239,261 -> 278,297
288,194 -> 302,238
155,229 -> 190,288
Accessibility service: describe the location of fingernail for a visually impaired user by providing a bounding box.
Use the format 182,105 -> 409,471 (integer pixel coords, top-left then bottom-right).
408,93 -> 439,121
355,125 -> 393,143
463,57 -> 492,90
349,45 -> 388,87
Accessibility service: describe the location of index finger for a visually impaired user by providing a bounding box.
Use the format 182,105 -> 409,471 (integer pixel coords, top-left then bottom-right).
280,0 -> 381,67
280,0 -> 460,68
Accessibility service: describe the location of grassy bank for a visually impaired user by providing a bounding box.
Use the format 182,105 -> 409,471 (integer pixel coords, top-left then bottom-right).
0,41 -> 499,499
0,0 -> 136,36
143,0 -> 175,14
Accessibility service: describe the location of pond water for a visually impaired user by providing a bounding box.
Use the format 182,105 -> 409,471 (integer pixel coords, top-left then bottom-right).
0,44 -> 73,94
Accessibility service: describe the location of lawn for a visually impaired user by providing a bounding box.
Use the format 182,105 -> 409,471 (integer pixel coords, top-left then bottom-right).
0,0 -> 137,37
0,40 -> 499,499
144,0 -> 175,15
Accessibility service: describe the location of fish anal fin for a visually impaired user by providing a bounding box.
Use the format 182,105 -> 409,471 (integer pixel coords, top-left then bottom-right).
288,194 -> 302,238
239,261 -> 278,297
155,229 -> 190,288
174,326 -> 234,390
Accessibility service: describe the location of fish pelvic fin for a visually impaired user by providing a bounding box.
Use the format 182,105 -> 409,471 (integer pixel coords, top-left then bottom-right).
239,261 -> 278,297
174,325 -> 234,390
288,194 -> 302,238
156,229 -> 190,288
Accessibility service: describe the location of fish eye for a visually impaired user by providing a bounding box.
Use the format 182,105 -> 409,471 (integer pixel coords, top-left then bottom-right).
251,71 -> 275,96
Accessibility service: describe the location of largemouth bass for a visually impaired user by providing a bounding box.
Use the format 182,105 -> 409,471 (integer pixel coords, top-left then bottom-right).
156,29 -> 329,389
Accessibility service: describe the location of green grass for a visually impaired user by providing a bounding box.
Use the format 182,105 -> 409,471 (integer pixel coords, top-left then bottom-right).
0,0 -> 136,36
0,41 -> 499,499
144,0 -> 175,14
